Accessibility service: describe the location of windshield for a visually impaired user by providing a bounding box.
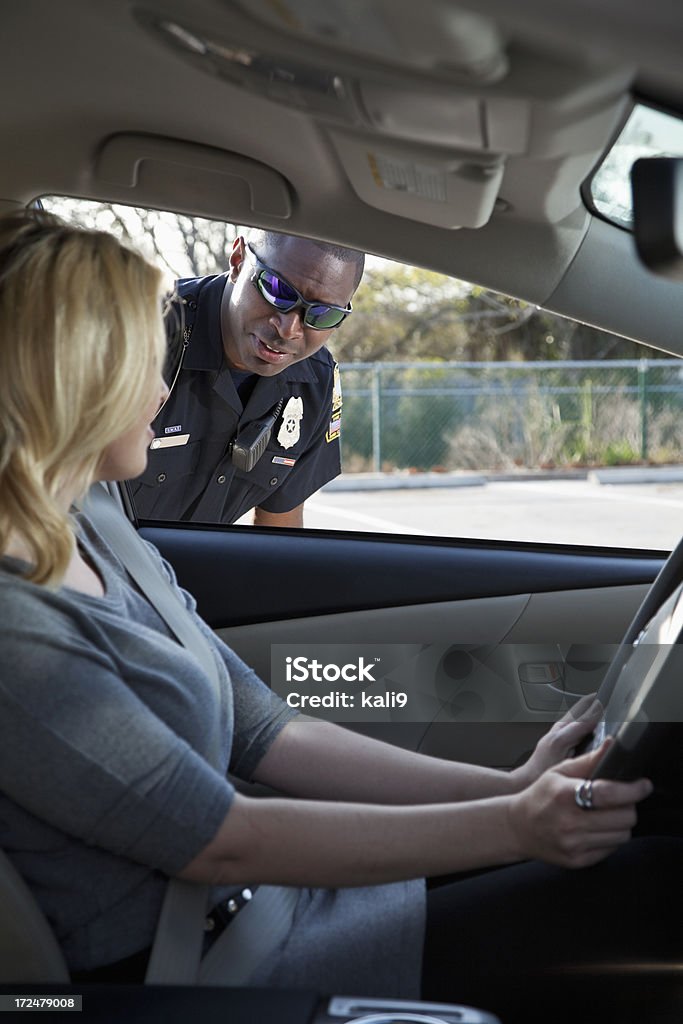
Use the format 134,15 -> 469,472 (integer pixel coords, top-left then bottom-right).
590,103 -> 683,229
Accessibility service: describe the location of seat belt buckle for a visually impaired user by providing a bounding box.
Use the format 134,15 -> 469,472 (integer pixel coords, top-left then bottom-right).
204,887 -> 255,935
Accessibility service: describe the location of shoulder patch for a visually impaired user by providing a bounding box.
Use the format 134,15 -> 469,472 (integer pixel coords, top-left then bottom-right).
326,413 -> 341,444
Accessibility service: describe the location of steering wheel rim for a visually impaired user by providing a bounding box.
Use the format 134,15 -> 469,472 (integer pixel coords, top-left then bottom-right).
582,533 -> 683,786
591,532 -> 683,707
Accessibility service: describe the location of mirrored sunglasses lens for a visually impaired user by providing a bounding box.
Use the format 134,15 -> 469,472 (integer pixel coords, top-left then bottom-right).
305,304 -> 347,329
259,270 -> 298,309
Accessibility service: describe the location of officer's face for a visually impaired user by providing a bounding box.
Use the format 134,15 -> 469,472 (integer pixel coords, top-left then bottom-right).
223,236 -> 358,376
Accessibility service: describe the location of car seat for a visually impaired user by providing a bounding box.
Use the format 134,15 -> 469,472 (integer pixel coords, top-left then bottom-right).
0,848 -> 69,982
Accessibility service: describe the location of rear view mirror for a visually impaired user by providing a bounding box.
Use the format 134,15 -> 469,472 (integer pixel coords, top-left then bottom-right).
632,157 -> 683,281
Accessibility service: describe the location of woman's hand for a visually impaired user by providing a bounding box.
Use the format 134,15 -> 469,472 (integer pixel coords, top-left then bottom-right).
511,692 -> 604,790
507,741 -> 653,869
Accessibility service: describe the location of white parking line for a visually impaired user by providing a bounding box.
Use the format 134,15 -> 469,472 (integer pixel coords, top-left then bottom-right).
496,481 -> 683,509
306,499 -> 429,535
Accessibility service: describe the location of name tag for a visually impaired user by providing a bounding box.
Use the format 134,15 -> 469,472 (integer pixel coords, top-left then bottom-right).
149,433 -> 190,450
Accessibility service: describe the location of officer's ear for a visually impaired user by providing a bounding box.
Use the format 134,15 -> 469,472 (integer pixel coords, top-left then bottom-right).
228,236 -> 247,282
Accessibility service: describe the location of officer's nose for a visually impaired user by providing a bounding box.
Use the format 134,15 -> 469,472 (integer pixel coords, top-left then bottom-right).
271,308 -> 305,341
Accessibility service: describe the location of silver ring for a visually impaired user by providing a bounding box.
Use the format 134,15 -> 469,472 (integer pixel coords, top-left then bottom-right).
574,778 -> 595,811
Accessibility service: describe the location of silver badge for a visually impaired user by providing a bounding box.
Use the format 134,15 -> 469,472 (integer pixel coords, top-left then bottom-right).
277,396 -> 304,450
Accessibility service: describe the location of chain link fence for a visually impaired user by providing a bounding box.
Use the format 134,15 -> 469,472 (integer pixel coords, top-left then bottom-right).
339,359 -> 683,472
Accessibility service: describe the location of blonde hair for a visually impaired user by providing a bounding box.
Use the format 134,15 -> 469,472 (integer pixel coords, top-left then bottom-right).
0,208 -> 166,586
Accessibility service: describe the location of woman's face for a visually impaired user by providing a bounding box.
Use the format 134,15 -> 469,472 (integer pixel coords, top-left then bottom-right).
97,367 -> 168,483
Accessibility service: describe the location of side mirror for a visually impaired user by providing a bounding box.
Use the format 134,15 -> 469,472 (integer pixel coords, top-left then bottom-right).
631,156 -> 683,281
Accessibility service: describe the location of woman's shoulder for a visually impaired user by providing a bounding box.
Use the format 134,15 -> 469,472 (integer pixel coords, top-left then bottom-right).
0,560 -> 93,642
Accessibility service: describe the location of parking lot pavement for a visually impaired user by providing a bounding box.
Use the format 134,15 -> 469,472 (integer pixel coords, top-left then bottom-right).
304,478 -> 683,549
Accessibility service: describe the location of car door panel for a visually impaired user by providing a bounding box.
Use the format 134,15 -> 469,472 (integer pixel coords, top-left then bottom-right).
140,525 -> 659,768
140,525 -> 661,627
216,584 -> 648,769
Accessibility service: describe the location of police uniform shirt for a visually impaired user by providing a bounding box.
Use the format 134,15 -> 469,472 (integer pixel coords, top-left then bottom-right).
129,273 -> 342,524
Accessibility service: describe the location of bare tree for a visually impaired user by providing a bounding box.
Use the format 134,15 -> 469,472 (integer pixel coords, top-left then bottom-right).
42,197 -> 243,280
40,197 -> 666,363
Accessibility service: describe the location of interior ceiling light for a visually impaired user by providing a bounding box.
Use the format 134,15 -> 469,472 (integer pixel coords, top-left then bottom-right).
230,0 -> 508,84
143,13 -> 351,116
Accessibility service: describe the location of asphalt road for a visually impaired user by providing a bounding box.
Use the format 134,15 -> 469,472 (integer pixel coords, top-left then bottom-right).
303,478 -> 683,550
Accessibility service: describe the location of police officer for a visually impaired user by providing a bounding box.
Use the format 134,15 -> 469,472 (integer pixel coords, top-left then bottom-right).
129,231 -> 364,527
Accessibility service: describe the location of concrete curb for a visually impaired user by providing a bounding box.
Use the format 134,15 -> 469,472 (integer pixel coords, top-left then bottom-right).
588,466 -> 683,485
321,465 -> 683,492
322,472 -> 486,492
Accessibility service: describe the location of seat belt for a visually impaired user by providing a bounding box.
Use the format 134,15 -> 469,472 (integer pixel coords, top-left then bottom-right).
80,484 -> 298,985
81,483 -> 214,984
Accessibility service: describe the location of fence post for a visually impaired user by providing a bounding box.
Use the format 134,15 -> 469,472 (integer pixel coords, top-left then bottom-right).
638,359 -> 648,461
581,378 -> 593,453
372,363 -> 382,472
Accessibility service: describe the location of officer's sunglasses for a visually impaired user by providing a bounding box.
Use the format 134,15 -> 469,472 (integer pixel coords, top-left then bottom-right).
246,244 -> 352,330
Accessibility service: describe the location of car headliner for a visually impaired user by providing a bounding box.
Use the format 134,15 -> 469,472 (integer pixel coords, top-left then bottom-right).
2,0 -> 683,353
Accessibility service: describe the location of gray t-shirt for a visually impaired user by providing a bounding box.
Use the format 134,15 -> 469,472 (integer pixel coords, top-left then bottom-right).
0,515 -> 424,997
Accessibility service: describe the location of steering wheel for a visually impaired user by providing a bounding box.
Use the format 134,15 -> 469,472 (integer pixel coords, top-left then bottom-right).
577,533 -> 683,786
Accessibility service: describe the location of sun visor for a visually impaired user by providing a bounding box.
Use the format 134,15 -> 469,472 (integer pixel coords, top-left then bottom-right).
94,134 -> 292,220
134,4 -> 632,231
632,157 -> 683,282
327,129 -> 504,229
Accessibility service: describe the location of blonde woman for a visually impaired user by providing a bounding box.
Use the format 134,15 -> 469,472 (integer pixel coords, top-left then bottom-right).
0,210 -> 676,1013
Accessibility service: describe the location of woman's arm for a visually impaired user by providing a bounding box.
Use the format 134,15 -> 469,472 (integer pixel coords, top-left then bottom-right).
178,743 -> 652,887
249,694 -> 602,804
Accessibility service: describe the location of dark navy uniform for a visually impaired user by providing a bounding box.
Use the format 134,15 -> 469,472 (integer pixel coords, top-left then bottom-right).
129,274 -> 342,524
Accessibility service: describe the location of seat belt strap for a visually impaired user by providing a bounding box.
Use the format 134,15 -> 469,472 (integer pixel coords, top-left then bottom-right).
143,879 -> 210,985
79,484 -> 296,987
80,483 -> 215,984
81,483 -> 222,723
